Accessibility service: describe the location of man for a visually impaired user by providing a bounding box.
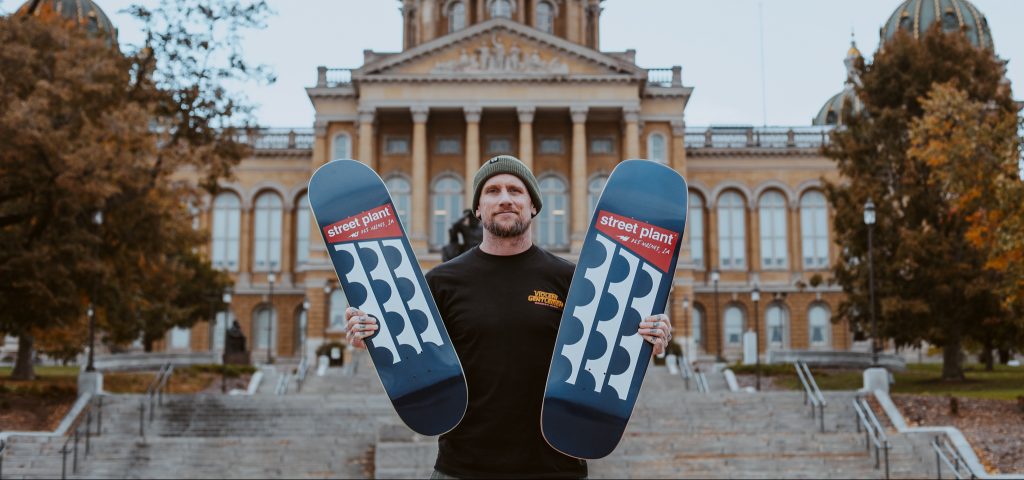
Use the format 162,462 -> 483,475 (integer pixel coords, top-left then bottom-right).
346,155 -> 672,479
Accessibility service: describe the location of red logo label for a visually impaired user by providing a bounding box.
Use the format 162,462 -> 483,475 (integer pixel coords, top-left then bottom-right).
594,210 -> 679,272
323,204 -> 402,243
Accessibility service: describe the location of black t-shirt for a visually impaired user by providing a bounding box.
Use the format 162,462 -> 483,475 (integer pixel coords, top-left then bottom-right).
426,245 -> 587,479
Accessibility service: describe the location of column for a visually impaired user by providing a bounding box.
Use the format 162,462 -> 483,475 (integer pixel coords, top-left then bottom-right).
517,106 -> 535,171
623,106 -> 640,159
570,106 -> 588,253
411,106 -> 430,251
670,119 -> 687,172
464,107 -> 482,208
357,108 -> 376,170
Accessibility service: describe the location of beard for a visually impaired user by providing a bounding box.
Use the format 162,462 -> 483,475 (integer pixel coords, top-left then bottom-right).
483,213 -> 531,238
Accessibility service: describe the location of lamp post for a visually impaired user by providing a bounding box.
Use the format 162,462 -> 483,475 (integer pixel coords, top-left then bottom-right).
86,211 -> 103,373
751,285 -> 761,391
711,270 -> 721,361
682,297 -> 690,355
301,297 -> 311,363
267,272 -> 276,364
864,199 -> 878,366
220,289 -> 232,393
323,283 -> 332,342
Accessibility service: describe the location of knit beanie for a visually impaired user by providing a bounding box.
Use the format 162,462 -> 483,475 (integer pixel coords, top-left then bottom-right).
471,155 -> 543,216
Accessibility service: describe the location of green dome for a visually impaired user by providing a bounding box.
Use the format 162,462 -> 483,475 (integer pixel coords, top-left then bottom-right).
16,0 -> 118,46
881,0 -> 992,50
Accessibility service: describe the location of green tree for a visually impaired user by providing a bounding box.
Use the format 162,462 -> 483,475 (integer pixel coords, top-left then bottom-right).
824,26 -> 1017,380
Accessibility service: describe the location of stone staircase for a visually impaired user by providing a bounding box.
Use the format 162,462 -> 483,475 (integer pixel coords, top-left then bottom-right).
1,353 -> 941,479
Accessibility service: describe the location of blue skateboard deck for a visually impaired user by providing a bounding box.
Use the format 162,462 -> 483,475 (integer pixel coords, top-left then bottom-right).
541,160 -> 687,459
308,160 -> 467,436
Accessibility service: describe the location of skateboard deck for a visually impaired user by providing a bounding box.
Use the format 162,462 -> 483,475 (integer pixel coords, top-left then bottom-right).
541,159 -> 688,459
308,159 -> 467,436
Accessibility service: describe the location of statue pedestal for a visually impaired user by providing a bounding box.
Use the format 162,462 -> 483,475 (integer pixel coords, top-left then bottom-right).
78,371 -> 103,395
223,352 -> 251,366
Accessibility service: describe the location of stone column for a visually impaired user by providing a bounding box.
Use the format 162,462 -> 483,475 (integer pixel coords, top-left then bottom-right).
517,106 -> 535,171
623,106 -> 640,159
411,106 -> 430,251
464,107 -> 482,208
570,106 -> 588,253
357,108 -> 376,170
670,119 -> 687,172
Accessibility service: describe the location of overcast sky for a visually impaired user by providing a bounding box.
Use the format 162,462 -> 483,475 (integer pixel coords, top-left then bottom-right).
3,0 -> 1022,128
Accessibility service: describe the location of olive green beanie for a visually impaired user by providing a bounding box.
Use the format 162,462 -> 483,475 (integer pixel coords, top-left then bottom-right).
471,155 -> 543,216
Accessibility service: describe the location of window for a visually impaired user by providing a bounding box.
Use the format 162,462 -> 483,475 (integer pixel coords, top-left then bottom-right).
724,306 -> 744,345
765,304 -> 789,349
587,175 -> 607,221
253,192 -> 283,272
449,1 -> 466,32
329,289 -> 348,329
253,306 -> 277,351
648,133 -> 667,164
490,0 -> 512,18
295,193 -> 310,266
386,175 -> 412,229
212,310 -> 236,351
487,137 -> 512,155
800,191 -> 829,269
809,304 -> 831,347
759,191 -> 788,269
691,306 -> 703,348
169,327 -> 190,351
717,191 -> 746,269
385,136 -> 410,155
536,176 -> 568,249
431,175 -> 465,248
332,133 -> 351,160
436,136 -> 462,155
211,193 -> 240,271
539,136 -> 564,154
536,1 -> 554,33
590,137 -> 615,155
689,192 -> 704,268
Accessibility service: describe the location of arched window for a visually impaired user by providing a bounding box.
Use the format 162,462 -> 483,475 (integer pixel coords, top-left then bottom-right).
724,305 -> 744,346
253,306 -> 277,351
647,133 -> 667,164
765,303 -> 789,349
431,175 -> 464,248
329,289 -> 348,329
536,176 -> 568,250
490,0 -> 512,18
800,191 -> 829,269
385,175 -> 412,230
211,193 -> 241,271
689,192 -> 704,268
212,309 -> 236,351
449,1 -> 467,32
759,191 -> 788,269
536,0 -> 554,33
808,304 -> 831,348
587,175 -> 607,221
332,133 -> 351,160
295,193 -> 310,266
691,305 -> 704,348
169,327 -> 190,351
717,191 -> 746,269
253,192 -> 283,272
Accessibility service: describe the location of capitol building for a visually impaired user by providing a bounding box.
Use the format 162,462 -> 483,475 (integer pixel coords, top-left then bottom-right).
20,0 -> 1006,364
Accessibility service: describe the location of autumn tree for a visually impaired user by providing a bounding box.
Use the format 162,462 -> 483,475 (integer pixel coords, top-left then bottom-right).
824,25 -> 1017,380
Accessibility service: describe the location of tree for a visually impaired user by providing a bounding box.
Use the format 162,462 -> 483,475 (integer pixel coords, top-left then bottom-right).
824,26 -> 1017,380
0,0 -> 270,380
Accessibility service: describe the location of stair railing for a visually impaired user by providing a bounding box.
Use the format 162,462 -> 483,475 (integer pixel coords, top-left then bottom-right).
1,438 -> 6,479
295,357 -> 310,393
59,394 -> 103,480
932,434 -> 976,480
676,352 -> 694,391
139,363 -> 174,438
794,361 -> 827,432
852,396 -> 891,479
694,369 -> 710,393
275,371 -> 291,395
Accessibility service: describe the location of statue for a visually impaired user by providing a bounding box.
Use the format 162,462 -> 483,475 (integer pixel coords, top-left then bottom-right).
223,320 -> 250,365
441,209 -> 483,262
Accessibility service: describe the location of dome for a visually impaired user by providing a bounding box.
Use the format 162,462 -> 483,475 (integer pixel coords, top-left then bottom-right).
813,38 -> 864,126
881,0 -> 992,50
16,0 -> 118,46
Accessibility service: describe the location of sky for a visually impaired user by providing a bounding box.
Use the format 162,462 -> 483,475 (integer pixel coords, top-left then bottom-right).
2,0 -> 1022,128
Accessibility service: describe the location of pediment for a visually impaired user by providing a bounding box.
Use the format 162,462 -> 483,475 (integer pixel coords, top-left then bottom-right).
359,19 -> 641,80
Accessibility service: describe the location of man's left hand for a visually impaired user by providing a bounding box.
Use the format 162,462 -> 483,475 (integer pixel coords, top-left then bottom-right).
639,313 -> 673,356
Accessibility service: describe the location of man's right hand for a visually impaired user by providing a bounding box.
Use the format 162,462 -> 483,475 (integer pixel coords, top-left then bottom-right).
345,307 -> 379,349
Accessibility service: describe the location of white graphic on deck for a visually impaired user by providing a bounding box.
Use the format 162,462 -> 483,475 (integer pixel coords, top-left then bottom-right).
559,233 -> 665,400
336,240 -> 445,364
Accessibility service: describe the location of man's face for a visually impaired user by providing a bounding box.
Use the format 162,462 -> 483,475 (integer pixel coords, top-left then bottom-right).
476,174 -> 535,238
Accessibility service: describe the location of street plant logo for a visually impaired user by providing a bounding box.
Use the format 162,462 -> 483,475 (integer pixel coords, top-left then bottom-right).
529,290 -> 564,310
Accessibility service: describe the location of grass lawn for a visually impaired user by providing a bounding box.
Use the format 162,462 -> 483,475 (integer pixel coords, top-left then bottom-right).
732,363 -> 1024,401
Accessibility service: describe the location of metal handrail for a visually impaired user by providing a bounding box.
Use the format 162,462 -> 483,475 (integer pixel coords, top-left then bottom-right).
1,438 -> 6,479
274,372 -> 291,395
932,434 -> 977,480
676,353 -> 694,391
59,394 -> 103,480
695,370 -> 709,393
295,357 -> 310,393
139,363 -> 174,438
853,396 -> 891,479
794,361 -> 827,432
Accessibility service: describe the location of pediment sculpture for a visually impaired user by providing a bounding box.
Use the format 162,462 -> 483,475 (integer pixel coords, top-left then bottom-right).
432,34 -> 570,75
